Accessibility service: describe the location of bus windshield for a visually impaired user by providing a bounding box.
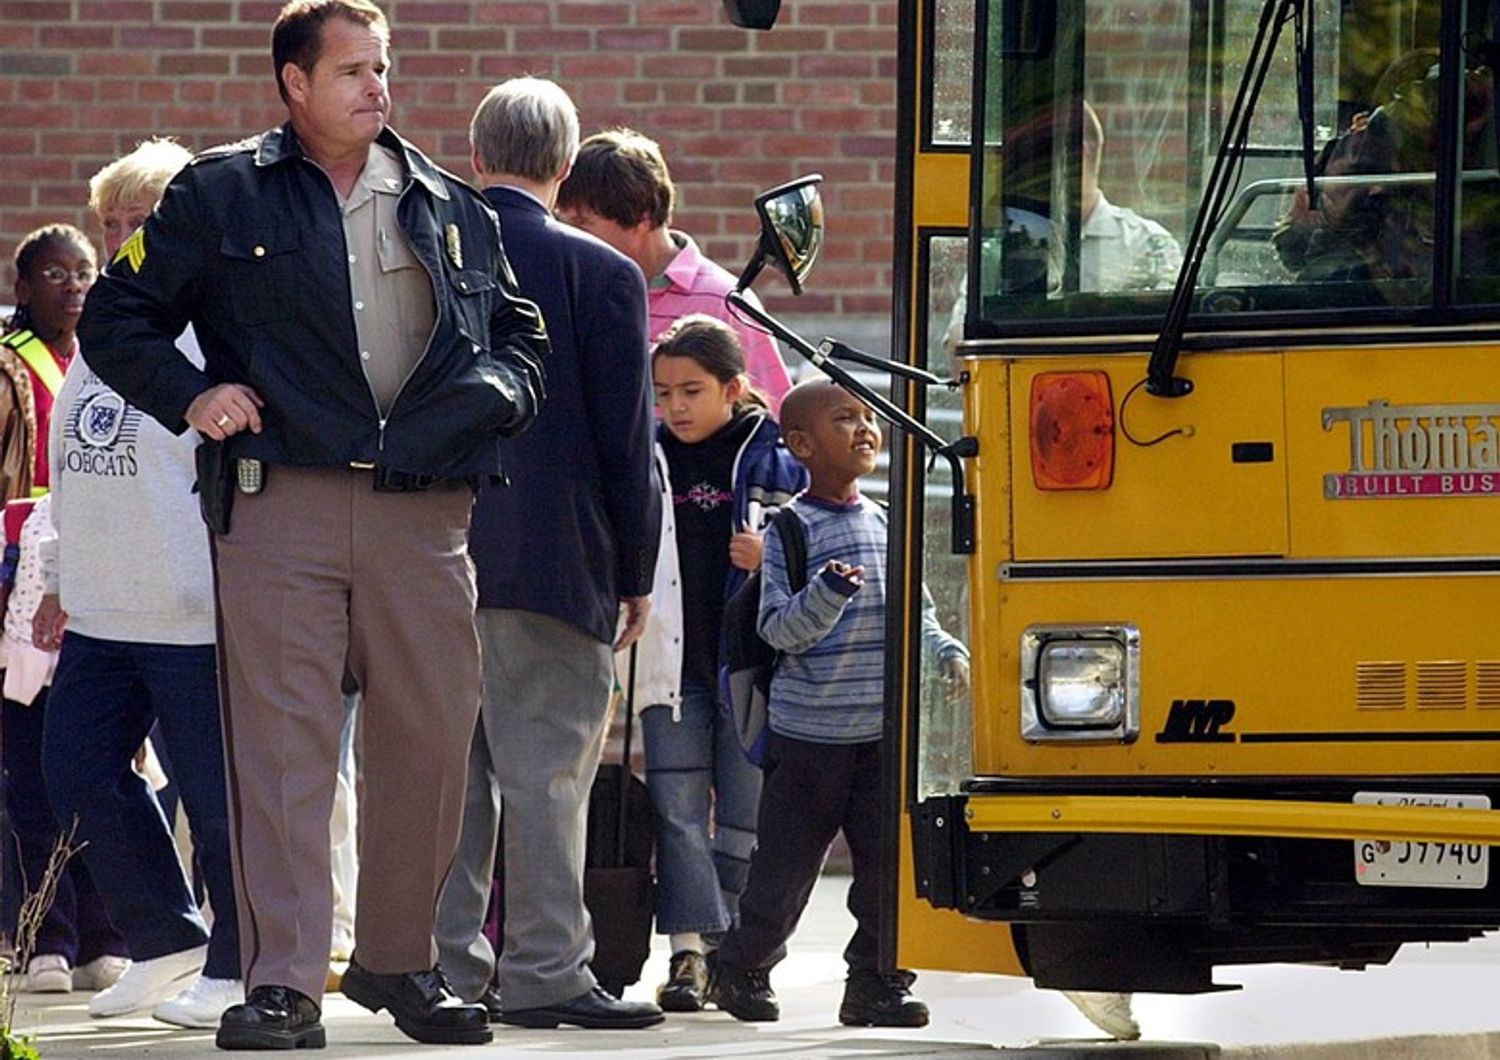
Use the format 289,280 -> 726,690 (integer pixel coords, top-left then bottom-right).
966,0 -> 1499,335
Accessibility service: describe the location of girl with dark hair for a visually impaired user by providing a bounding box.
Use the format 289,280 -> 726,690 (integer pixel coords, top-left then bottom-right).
1,225 -> 94,507
624,313 -> 806,1012
0,224 -> 129,995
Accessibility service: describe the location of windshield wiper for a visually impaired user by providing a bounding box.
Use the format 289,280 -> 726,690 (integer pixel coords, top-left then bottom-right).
1146,0 -> 1318,398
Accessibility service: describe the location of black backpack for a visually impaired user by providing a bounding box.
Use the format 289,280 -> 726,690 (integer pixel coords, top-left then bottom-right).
719,508 -> 807,766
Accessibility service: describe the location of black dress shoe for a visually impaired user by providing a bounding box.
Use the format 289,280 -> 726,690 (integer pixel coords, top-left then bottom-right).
216,985 -> 325,1050
478,983 -> 503,1023
339,960 -> 491,1045
498,985 -> 665,1029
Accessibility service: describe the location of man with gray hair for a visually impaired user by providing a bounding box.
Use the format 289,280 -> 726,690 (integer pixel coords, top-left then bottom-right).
432,76 -> 663,1030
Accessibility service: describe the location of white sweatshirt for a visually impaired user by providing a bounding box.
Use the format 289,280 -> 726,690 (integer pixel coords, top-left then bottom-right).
40,330 -> 213,645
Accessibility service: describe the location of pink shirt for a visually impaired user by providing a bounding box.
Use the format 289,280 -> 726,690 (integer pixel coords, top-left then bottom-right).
651,232 -> 793,412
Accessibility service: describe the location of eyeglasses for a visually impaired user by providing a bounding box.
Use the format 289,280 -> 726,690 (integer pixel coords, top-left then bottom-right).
37,264 -> 98,286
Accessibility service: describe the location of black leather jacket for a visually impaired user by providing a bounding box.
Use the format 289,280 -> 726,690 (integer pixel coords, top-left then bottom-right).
79,123 -> 548,479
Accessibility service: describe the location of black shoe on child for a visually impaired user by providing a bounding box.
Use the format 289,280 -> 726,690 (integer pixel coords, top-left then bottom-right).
705,953 -> 778,1022
656,950 -> 707,1012
838,969 -> 930,1028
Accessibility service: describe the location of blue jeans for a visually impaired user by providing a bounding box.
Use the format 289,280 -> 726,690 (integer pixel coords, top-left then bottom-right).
42,633 -> 240,979
3,691 -> 127,964
641,679 -> 762,936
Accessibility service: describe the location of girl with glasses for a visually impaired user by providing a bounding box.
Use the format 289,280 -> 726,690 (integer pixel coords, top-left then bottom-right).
1,224 -> 95,506
1,224 -> 128,996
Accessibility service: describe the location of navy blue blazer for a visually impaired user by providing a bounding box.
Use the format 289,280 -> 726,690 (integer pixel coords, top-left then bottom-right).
468,185 -> 661,645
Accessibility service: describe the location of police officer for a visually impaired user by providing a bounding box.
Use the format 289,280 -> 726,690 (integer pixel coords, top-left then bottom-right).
78,0 -> 547,1049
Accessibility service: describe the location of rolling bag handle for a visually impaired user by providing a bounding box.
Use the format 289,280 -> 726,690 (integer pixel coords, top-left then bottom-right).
616,643 -> 638,867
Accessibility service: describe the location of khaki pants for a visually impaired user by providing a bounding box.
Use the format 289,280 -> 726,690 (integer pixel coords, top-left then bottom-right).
214,465 -> 480,1002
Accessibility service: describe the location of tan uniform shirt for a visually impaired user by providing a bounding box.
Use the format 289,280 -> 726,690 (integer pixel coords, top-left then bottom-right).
339,144 -> 436,416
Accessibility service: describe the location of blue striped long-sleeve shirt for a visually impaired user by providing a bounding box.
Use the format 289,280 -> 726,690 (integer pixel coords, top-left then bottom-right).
758,493 -> 966,743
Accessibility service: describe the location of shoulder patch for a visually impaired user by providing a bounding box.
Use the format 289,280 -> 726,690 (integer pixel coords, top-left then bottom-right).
114,227 -> 146,273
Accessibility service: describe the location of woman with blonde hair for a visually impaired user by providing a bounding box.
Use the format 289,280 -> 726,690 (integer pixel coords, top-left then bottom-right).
33,137 -> 244,1028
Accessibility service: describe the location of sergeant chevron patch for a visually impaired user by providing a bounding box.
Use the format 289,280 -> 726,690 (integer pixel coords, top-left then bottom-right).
114,228 -> 146,272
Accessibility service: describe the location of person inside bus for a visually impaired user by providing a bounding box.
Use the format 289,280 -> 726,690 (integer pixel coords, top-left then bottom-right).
1270,52 -> 1497,289
944,100 -> 1183,357
1075,100 -> 1184,292
1269,99 -> 1429,287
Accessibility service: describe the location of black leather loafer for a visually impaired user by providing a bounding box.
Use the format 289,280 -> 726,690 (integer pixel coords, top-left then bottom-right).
497,985 -> 665,1029
339,960 -> 491,1045
216,985 -> 325,1050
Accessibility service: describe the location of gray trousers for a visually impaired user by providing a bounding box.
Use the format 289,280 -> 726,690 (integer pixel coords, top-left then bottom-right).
434,609 -> 613,1009
215,466 -> 481,1002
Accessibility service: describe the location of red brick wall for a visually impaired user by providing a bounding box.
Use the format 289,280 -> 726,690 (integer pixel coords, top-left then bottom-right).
0,0 -> 896,319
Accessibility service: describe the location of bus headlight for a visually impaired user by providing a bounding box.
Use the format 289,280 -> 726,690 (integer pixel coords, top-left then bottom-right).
1020,624 -> 1140,742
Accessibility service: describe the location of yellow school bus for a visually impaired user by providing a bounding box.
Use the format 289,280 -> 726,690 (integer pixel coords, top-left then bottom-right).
733,0 -> 1500,992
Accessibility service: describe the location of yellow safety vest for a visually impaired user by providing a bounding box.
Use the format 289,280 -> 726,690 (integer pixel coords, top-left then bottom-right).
0,330 -> 65,398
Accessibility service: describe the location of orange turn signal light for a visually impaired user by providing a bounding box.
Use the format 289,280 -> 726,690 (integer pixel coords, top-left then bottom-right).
1029,371 -> 1115,490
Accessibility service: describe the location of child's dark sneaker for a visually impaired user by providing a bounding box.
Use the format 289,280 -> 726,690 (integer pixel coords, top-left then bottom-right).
705,953 -> 779,1022
838,970 -> 929,1027
656,950 -> 707,1012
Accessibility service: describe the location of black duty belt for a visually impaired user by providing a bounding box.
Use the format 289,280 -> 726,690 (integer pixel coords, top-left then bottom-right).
348,461 -> 440,492
236,459 -> 448,494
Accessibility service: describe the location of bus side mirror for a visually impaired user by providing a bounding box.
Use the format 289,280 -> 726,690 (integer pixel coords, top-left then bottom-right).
736,174 -> 825,295
722,0 -> 782,30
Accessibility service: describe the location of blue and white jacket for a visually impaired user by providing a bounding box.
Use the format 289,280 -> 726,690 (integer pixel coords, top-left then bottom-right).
618,410 -> 807,717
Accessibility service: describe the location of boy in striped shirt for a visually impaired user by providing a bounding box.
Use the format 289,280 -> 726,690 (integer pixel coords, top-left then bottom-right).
707,378 -> 969,1027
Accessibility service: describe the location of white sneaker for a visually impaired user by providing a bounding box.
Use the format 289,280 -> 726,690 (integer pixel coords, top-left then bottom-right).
74,954 -> 130,991
88,945 -> 205,1017
1062,990 -> 1141,1040
153,975 -> 245,1029
22,953 -> 73,993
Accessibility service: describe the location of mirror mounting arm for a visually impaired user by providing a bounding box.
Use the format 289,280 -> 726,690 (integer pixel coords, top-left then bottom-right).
726,290 -> 977,555
818,338 -> 954,388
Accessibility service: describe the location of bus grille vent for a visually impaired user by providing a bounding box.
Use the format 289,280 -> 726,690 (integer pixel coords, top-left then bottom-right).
1356,662 -> 1406,709
1476,661 -> 1500,707
1415,660 -> 1467,709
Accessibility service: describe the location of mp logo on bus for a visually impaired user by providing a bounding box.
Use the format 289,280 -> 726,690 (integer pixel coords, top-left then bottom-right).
1323,399 -> 1500,499
1155,698 -> 1236,743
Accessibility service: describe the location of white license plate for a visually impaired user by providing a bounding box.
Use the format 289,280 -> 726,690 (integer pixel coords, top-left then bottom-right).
1354,792 -> 1490,889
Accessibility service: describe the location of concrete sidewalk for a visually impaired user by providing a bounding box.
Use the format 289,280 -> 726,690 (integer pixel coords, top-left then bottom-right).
12,871 -> 1500,1058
